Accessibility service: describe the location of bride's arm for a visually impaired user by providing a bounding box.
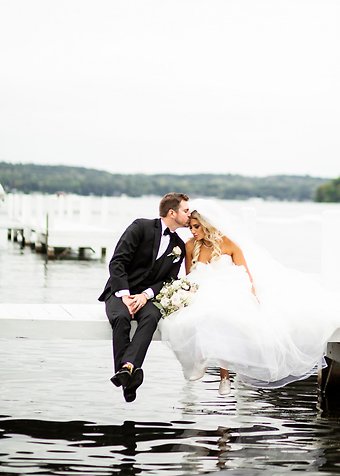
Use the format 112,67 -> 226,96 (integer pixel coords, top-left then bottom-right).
226,238 -> 258,299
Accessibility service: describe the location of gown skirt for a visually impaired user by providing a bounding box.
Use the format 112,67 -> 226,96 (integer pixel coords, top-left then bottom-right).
160,255 -> 340,388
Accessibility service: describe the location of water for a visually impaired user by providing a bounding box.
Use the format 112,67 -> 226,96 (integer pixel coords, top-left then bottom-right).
1,198 -> 340,475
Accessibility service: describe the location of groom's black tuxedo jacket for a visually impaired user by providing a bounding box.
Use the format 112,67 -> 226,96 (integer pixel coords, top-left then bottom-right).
98,218 -> 185,302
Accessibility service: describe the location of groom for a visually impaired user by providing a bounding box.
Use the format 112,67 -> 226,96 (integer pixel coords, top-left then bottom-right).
98,192 -> 190,402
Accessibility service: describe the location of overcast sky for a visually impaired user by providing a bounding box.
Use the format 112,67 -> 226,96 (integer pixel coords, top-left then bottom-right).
0,0 -> 339,178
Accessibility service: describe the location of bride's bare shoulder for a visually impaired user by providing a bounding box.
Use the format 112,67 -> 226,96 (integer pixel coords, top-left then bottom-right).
221,235 -> 236,253
185,237 -> 195,251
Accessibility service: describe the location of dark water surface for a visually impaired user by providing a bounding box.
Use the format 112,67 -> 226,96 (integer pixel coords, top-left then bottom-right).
2,236 -> 340,475
2,338 -> 340,476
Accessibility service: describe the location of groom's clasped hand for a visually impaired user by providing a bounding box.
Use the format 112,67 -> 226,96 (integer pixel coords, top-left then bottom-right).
98,192 -> 191,402
122,293 -> 148,317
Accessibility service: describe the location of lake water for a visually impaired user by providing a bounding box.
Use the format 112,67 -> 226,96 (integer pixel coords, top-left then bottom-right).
1,197 -> 340,475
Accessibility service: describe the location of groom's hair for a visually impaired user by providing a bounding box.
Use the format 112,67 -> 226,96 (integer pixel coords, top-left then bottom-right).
159,193 -> 189,217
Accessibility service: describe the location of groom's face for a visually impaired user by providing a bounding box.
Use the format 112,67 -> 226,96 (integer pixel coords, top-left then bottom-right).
173,200 -> 191,227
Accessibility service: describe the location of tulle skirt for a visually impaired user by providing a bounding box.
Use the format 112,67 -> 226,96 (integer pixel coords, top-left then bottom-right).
160,255 -> 340,388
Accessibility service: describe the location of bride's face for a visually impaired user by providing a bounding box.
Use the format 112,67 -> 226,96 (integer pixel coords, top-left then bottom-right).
189,218 -> 205,241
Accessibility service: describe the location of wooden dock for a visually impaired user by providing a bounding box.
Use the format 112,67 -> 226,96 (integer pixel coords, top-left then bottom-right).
2,217 -> 116,260
0,303 -> 160,340
0,193 -> 136,259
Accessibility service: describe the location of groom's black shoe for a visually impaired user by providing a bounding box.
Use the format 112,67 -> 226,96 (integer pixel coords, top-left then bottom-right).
123,368 -> 144,403
110,367 -> 132,388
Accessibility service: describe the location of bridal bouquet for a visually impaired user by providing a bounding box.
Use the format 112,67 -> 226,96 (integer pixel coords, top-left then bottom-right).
153,277 -> 199,318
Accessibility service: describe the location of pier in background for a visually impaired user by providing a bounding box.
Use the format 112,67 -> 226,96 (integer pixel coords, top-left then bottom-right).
0,193 -> 143,260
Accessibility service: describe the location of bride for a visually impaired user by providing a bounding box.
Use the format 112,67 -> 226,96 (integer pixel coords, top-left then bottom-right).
160,199 -> 340,395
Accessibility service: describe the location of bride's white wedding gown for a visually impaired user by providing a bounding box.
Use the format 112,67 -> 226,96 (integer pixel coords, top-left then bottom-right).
160,254 -> 340,388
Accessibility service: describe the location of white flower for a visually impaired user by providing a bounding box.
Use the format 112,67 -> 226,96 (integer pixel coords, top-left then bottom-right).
167,246 -> 182,262
172,279 -> 182,291
160,296 -> 171,309
171,292 -> 183,308
153,277 -> 199,318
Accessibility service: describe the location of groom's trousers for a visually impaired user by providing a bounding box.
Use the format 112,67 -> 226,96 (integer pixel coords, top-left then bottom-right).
105,294 -> 161,372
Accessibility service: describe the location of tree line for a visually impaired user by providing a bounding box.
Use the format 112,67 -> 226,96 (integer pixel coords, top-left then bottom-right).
0,161 -> 336,201
314,177 -> 340,202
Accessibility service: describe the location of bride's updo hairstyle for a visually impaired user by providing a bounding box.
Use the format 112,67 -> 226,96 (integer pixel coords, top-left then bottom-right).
190,209 -> 224,268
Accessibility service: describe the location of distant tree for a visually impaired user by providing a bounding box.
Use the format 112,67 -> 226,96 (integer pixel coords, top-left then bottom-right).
315,177 -> 340,202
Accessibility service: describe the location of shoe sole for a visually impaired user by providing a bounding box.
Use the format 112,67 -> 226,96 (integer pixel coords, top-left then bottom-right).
126,368 -> 144,389
123,389 -> 137,403
110,369 -> 131,388
123,368 -> 144,402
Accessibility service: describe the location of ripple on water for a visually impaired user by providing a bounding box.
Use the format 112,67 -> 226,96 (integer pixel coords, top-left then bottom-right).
1,341 -> 340,475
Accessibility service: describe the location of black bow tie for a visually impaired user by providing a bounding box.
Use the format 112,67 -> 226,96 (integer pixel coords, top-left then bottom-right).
164,227 -> 177,241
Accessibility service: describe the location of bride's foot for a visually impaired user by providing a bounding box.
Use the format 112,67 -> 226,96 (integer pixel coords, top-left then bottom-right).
188,367 -> 207,381
218,378 -> 231,396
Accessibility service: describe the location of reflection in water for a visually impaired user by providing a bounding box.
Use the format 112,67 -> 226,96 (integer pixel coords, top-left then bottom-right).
0,418 -> 235,475
2,376 -> 340,476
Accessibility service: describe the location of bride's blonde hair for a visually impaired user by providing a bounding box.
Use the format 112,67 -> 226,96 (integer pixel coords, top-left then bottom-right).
190,210 -> 224,269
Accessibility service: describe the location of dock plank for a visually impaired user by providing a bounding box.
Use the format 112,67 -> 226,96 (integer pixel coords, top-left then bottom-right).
0,303 -> 161,340
0,304 -> 338,360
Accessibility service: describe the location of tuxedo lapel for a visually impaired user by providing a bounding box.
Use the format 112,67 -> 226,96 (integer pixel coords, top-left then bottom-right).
151,219 -> 162,264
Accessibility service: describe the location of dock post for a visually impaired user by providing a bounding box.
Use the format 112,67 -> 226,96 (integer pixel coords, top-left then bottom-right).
319,344 -> 340,414
47,246 -> 55,259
